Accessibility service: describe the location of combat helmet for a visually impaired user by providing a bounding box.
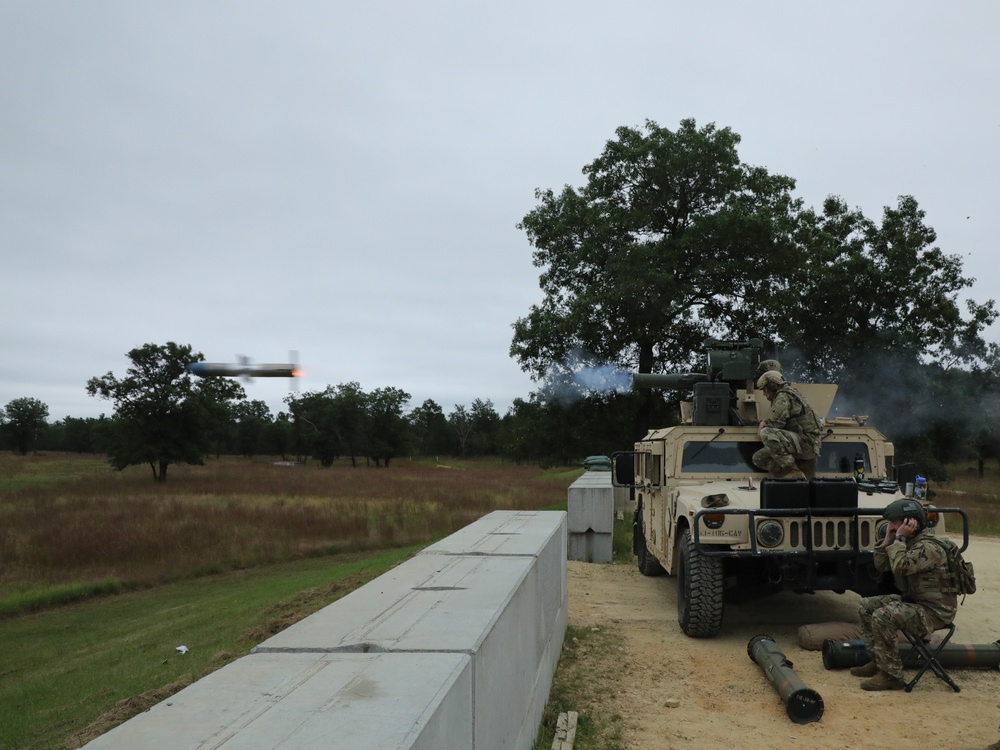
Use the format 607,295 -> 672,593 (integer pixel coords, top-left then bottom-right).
758,359 -> 782,375
883,498 -> 927,529
756,370 -> 785,391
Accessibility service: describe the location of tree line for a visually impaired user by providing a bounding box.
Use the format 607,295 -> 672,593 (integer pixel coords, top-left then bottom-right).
4,117 -> 999,479
0,347 -> 635,477
7,351 -> 1000,482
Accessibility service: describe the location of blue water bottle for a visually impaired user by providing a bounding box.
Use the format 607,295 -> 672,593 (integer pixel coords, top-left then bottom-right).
914,475 -> 927,500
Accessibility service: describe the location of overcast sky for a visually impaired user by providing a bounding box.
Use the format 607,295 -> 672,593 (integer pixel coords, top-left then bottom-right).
2,1 -> 998,422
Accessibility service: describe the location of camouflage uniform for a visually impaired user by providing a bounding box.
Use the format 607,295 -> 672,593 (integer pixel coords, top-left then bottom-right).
752,384 -> 821,472
857,532 -> 958,680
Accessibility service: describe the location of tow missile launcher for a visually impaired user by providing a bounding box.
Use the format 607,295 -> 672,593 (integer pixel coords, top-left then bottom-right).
748,634 -> 824,724
822,638 -> 1000,671
615,338 -> 971,638
631,337 -> 767,426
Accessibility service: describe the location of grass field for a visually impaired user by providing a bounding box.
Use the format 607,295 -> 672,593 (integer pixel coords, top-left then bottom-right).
0,453 -> 576,616
0,453 -> 576,750
931,466 -> 1000,537
2,452 -> 997,749
1,550 -> 418,749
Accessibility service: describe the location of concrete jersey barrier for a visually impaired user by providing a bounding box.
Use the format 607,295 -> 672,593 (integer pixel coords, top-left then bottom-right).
567,471 -> 614,563
82,510 -> 568,750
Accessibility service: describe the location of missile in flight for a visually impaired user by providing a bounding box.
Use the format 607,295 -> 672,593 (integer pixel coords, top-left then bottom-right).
186,354 -> 302,380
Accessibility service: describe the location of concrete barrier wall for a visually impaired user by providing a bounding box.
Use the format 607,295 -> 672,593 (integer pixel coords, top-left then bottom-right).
82,510 -> 568,750
567,471 -> 614,563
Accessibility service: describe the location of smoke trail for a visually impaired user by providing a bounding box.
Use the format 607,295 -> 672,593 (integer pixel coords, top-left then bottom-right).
540,350 -> 633,406
573,362 -> 633,393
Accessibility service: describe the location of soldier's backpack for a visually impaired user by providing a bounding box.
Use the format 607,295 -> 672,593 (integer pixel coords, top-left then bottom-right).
930,537 -> 977,601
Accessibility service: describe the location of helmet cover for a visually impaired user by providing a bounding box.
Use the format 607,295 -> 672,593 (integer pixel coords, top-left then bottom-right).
756,370 -> 785,390
882,498 -> 927,527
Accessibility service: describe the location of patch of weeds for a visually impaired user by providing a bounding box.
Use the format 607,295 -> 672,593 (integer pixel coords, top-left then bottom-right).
612,515 -> 633,563
533,624 -> 627,750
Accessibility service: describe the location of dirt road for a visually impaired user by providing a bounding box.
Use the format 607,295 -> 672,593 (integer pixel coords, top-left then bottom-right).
567,534 -> 1000,750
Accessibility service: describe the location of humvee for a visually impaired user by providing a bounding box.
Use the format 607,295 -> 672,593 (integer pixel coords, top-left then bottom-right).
615,339 -> 968,638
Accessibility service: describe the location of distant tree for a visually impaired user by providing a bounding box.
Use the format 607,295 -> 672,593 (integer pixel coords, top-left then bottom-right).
971,425 -> 1000,478
367,387 -> 411,467
86,342 -> 245,481
2,397 -> 49,455
285,382 -> 383,467
448,404 -> 474,458
499,398 -> 546,465
61,416 -> 97,452
512,118 -> 800,437
566,391 -> 641,459
285,387 -> 341,467
263,411 -> 293,459
407,399 -> 453,457
205,397 -> 237,458
330,382 -> 370,466
775,195 -> 996,381
39,415 -> 102,453
468,398 -> 500,455
498,387 -> 664,467
497,395 -> 577,467
948,355 -> 1000,478
233,399 -> 273,458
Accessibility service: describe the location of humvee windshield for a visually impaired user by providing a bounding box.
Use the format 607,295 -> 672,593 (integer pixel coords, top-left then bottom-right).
681,440 -> 872,474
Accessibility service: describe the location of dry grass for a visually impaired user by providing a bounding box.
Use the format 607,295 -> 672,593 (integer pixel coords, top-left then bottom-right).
933,465 -> 1000,537
0,453 -> 575,613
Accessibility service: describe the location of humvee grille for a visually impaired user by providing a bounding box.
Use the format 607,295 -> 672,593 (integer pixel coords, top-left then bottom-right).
785,517 -> 877,551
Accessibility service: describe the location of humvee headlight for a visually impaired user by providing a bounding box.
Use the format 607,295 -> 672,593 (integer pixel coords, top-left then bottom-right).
756,520 -> 784,548
703,513 -> 726,530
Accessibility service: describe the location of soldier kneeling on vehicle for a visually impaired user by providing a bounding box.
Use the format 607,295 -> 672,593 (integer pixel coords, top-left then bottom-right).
752,370 -> 821,480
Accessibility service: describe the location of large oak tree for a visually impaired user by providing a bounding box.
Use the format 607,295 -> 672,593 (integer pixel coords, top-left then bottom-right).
87,342 -> 244,481
511,118 -> 997,448
512,119 -> 801,383
511,118 -> 801,434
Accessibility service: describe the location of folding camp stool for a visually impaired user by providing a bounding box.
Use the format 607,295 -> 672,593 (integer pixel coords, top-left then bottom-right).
901,622 -> 960,693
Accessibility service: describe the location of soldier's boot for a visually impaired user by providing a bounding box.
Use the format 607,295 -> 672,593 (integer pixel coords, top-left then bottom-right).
849,661 -> 878,678
860,671 -> 906,691
772,465 -> 807,480
795,458 -> 817,479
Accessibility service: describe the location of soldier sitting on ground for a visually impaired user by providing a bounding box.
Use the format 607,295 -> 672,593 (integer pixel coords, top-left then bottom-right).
751,370 -> 821,480
850,499 -> 957,691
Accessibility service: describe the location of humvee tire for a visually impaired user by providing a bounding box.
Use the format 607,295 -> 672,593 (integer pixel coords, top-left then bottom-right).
636,525 -> 665,576
677,528 -> 724,637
